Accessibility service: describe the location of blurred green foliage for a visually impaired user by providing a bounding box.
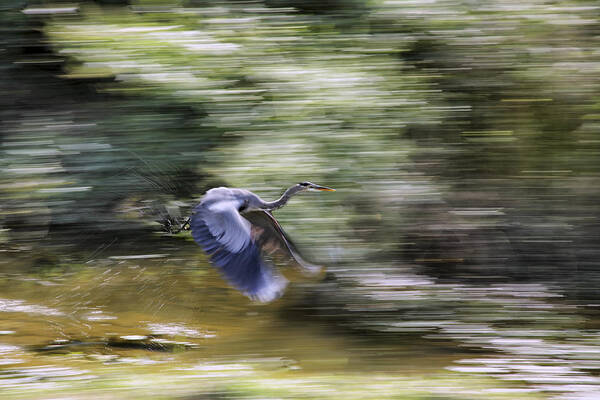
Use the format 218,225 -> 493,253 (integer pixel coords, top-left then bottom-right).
2,0 -> 600,302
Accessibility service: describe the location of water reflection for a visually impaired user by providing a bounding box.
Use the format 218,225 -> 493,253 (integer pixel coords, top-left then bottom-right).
0,253 -> 599,398
0,299 -> 64,317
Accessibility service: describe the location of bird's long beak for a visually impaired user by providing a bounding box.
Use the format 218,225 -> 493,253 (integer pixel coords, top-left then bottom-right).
312,184 -> 335,192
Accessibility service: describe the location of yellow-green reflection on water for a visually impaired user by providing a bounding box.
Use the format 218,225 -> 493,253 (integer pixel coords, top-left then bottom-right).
0,252 -> 545,400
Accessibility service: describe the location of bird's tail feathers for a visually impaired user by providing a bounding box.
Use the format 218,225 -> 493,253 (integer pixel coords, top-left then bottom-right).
247,274 -> 288,303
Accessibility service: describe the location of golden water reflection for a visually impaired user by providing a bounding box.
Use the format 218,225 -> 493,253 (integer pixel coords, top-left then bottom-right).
0,252 -> 550,399
0,251 -> 598,399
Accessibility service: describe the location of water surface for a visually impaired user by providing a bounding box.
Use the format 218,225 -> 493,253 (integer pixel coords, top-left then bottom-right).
0,250 -> 556,400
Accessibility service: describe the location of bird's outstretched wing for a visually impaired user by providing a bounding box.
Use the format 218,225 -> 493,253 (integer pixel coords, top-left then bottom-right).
242,210 -> 322,276
190,200 -> 287,302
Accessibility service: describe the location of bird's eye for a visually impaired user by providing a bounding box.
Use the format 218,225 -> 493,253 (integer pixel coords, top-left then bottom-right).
299,182 -> 310,186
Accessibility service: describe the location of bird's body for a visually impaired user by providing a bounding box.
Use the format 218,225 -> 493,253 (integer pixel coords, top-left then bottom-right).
190,182 -> 334,302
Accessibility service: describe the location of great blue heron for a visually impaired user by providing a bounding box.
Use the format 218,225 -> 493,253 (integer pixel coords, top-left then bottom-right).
189,182 -> 335,302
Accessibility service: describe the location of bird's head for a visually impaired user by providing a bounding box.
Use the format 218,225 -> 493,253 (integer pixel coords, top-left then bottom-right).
297,181 -> 336,192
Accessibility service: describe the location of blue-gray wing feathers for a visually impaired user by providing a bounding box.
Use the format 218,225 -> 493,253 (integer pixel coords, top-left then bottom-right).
190,197 -> 287,302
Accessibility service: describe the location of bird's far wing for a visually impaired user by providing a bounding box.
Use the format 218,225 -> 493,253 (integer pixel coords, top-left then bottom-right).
191,200 -> 287,302
242,210 -> 323,276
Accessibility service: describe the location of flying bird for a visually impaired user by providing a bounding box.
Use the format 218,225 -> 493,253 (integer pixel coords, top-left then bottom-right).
190,182 -> 335,302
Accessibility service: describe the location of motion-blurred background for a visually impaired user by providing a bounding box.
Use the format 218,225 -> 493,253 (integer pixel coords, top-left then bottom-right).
2,0 -> 600,399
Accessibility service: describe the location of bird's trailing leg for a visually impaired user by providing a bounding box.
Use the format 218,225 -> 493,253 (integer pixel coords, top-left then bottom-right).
168,217 -> 190,234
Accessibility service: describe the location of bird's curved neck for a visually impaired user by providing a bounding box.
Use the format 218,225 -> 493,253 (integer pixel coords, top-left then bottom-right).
262,185 -> 302,211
